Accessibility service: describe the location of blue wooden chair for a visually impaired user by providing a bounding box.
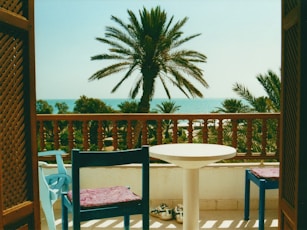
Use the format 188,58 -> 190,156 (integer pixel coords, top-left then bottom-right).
61,146 -> 150,230
244,167 -> 279,230
38,150 -> 71,230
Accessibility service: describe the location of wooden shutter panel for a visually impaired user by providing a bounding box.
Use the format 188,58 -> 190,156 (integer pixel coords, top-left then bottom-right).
0,0 -> 40,229
280,0 -> 307,229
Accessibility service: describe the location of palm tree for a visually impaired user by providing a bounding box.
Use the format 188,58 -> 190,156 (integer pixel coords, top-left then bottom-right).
232,70 -> 281,112
232,70 -> 280,155
256,70 -> 280,112
212,98 -> 250,113
154,100 -> 181,114
116,100 -> 139,149
117,100 -> 139,113
89,6 -> 208,113
154,100 -> 181,140
232,84 -> 267,112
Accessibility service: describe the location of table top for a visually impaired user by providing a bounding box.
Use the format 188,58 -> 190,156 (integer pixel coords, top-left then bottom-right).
149,143 -> 236,169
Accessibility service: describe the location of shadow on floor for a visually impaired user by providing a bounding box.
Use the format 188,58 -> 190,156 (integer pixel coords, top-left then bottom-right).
41,209 -> 278,230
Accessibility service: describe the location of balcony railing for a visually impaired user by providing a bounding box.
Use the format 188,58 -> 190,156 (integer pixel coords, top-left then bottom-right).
37,113 -> 280,161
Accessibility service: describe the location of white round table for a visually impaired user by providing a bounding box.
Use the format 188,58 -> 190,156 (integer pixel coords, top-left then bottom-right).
149,143 -> 236,230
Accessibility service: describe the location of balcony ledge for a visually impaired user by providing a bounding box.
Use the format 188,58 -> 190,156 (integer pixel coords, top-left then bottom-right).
41,162 -> 279,229
42,162 -> 279,211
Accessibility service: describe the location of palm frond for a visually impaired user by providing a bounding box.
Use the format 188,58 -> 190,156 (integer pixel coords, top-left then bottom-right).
158,74 -> 171,99
256,70 -> 280,111
130,76 -> 143,98
232,83 -> 256,105
172,33 -> 202,48
111,62 -> 138,93
89,62 -> 129,80
91,54 -> 124,61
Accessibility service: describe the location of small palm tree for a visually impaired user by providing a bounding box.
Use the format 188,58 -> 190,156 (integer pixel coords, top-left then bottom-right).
154,100 -> 181,140
154,100 -> 181,114
256,70 -> 280,112
117,100 -> 139,113
212,98 -> 250,113
232,70 -> 280,155
232,70 -> 281,112
232,84 -> 268,112
89,6 -> 208,113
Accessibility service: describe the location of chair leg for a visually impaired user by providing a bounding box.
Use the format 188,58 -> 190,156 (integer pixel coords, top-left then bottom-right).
41,200 -> 56,230
124,215 -> 130,230
259,179 -> 266,230
61,197 -> 68,230
244,170 -> 250,220
143,212 -> 150,230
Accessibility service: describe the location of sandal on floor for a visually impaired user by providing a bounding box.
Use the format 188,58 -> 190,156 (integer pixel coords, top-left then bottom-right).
150,203 -> 173,220
173,204 -> 183,224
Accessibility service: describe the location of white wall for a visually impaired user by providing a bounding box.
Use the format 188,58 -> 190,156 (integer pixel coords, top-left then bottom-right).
41,162 -> 279,211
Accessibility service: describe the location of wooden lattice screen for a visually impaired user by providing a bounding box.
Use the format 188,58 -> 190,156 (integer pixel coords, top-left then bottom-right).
0,0 -> 40,229
0,23 -> 29,209
281,1 -> 298,211
280,0 -> 307,229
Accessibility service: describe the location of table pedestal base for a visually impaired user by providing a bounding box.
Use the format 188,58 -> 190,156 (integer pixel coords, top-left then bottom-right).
183,168 -> 199,230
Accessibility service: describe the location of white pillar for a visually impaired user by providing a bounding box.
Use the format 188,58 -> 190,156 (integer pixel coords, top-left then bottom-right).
183,168 -> 199,230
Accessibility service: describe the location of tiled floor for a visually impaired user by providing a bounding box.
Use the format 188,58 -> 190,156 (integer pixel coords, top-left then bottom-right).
41,209 -> 278,229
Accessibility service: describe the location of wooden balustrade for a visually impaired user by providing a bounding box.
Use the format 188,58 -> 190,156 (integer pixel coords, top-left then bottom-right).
36,113 -> 280,161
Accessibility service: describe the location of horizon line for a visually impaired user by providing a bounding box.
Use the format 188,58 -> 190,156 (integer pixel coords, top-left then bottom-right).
37,97 -> 239,100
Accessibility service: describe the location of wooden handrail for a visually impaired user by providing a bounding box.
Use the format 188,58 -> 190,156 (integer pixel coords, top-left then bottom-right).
36,113 -> 280,161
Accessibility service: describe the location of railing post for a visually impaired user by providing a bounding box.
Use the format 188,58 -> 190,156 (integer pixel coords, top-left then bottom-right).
261,119 -> 268,156
231,119 -> 238,149
202,119 -> 208,143
127,120 -> 132,149
141,120 -> 147,145
188,119 -> 193,143
53,121 -> 60,150
217,119 -> 223,144
39,120 -> 46,151
157,119 -> 162,145
82,121 -> 89,151
246,119 -> 253,156
172,120 -> 178,143
97,121 -> 103,150
113,121 -> 118,150
68,121 -> 74,152
276,117 -> 280,157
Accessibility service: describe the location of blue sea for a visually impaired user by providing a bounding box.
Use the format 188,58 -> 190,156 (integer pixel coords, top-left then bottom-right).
45,98 -> 226,114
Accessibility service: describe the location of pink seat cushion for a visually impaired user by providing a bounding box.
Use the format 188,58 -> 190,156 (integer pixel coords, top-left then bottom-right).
67,186 -> 142,208
250,167 -> 279,180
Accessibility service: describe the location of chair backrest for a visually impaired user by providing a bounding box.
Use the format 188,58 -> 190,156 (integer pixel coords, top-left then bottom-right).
71,146 -> 150,215
38,150 -> 71,230
38,150 -> 71,193
38,150 -> 67,174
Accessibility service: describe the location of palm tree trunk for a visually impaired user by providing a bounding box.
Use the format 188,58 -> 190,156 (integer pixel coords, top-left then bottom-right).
133,73 -> 156,147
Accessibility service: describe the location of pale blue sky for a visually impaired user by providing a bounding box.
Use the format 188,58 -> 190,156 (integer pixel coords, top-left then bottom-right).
35,0 -> 281,100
